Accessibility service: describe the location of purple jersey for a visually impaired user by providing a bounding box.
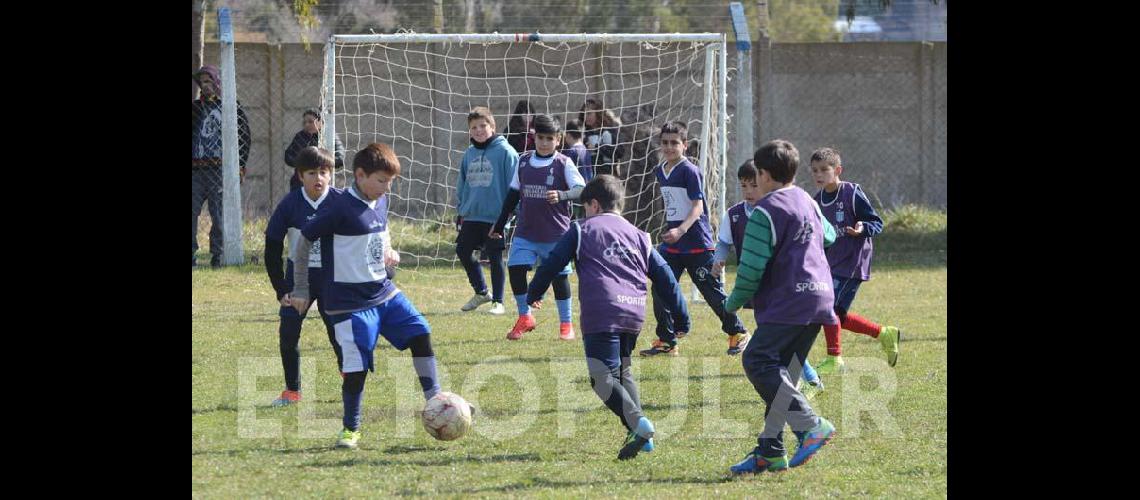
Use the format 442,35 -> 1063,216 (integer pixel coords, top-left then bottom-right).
752,186 -> 837,325
515,152 -> 575,243
573,213 -> 654,335
726,201 -> 753,261
655,159 -> 714,253
814,182 -> 873,281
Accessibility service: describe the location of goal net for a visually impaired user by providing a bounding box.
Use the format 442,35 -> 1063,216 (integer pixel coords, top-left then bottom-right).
321,33 -> 728,268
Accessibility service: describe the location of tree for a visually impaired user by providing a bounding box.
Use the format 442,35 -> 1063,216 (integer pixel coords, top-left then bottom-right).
768,0 -> 842,43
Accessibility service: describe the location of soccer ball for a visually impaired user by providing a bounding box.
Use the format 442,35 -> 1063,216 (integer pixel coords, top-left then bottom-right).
421,392 -> 473,441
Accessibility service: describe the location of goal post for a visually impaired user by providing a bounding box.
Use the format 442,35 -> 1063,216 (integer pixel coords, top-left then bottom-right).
321,32 -> 729,269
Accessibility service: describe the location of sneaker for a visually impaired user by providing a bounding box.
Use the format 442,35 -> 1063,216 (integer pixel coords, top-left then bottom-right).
270,390 -> 302,407
729,448 -> 789,474
639,339 -> 679,357
617,417 -> 655,460
335,428 -> 361,449
559,322 -> 576,340
460,292 -> 493,312
789,417 -> 836,467
487,302 -> 506,315
879,326 -> 902,367
815,354 -> 846,374
726,333 -> 750,355
506,314 -> 537,340
641,438 -> 655,453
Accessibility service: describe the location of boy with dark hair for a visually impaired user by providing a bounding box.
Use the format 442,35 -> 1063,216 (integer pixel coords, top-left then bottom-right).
290,142 -> 443,450
641,121 -> 748,358
491,114 -> 586,341
526,175 -> 689,460
809,147 -> 901,373
264,146 -> 343,407
724,139 -> 838,474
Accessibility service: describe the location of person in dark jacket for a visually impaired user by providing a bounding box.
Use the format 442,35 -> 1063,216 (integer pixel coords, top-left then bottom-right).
193,64 -> 251,268
503,100 -> 535,154
284,109 -> 346,190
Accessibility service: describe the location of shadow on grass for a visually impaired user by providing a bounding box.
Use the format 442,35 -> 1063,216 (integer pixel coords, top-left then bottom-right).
408,474 -> 738,495
307,452 -> 541,468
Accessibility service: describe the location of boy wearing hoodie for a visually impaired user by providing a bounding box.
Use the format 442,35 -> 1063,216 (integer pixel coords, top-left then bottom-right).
455,107 -> 520,315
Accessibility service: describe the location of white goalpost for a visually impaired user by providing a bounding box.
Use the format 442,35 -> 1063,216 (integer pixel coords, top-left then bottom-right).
321,32 -> 729,270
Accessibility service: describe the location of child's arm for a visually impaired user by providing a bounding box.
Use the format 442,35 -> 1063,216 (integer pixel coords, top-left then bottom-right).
724,208 -> 776,313
711,210 -> 733,277
456,153 -> 468,216
264,203 -> 291,304
546,158 -> 587,203
648,247 -> 691,333
847,185 -> 884,237
525,224 -> 578,306
490,167 -> 522,238
291,209 -> 338,311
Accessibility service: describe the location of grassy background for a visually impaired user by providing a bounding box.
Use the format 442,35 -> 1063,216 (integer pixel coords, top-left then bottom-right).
192,206 -> 946,497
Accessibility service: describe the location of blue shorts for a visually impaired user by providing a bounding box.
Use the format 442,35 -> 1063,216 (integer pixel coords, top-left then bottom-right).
330,292 -> 431,373
507,235 -> 572,275
832,277 -> 864,314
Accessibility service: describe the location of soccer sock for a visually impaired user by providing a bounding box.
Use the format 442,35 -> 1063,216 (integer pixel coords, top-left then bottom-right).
342,371 -> 367,431
553,275 -> 572,323
824,323 -> 842,356
408,335 -> 441,400
509,265 -> 531,315
514,294 -> 530,316
842,312 -> 882,338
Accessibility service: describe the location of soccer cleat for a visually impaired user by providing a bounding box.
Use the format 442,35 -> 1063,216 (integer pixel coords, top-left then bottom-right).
487,302 -> 506,315
270,390 -> 302,407
726,333 -> 750,355
815,354 -> 846,374
460,292 -> 493,312
618,417 -> 655,460
559,322 -> 576,340
335,428 -> 361,449
639,339 -> 679,357
729,449 -> 789,474
641,438 -> 655,453
879,326 -> 902,367
790,417 -> 836,467
506,314 -> 537,340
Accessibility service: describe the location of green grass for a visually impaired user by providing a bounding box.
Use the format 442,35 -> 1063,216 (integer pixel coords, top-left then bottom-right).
192,244 -> 947,496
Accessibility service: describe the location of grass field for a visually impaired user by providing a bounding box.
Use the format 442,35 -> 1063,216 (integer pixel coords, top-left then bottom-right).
192,207 -> 946,497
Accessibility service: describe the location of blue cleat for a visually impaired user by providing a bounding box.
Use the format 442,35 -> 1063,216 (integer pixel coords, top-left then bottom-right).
729,448 -> 788,474
790,417 -> 836,467
618,417 -> 655,460
641,438 -> 655,453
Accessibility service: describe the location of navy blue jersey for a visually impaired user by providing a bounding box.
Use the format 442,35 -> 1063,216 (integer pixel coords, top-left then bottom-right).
301,184 -> 398,312
266,187 -> 342,295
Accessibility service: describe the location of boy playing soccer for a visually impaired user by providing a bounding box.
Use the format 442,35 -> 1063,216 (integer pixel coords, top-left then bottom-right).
641,121 -> 748,358
724,140 -> 838,474
490,114 -> 587,341
290,143 -> 444,450
264,146 -> 343,407
525,175 -> 690,460
711,160 -> 824,399
455,106 -> 518,316
809,148 -> 902,373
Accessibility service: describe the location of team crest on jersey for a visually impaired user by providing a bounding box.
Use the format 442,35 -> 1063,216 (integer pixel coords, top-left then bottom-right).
793,216 -> 814,244
368,234 -> 384,265
602,240 -> 634,264
732,214 -> 739,224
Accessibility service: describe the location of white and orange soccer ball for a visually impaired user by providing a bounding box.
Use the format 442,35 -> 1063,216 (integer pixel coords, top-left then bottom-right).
421,392 -> 473,441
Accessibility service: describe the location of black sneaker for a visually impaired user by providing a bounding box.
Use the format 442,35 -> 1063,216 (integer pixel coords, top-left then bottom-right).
639,339 -> 679,357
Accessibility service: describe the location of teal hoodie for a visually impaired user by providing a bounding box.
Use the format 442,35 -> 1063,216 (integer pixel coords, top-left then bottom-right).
456,135 -> 519,224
